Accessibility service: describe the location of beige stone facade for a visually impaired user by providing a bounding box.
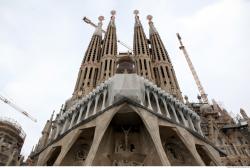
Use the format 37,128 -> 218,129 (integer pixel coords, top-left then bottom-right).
0,118 -> 25,166
28,11 -> 249,166
187,98 -> 250,166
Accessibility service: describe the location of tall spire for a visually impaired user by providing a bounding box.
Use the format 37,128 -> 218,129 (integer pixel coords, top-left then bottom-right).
73,16 -> 104,99
147,15 -> 183,101
97,10 -> 117,84
38,111 -> 54,149
133,10 -> 154,81
147,15 -> 158,35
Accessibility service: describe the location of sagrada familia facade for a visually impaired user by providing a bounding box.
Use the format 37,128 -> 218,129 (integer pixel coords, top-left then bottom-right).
26,11 -> 250,166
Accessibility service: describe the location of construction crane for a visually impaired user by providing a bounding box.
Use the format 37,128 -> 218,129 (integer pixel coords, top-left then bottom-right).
177,33 -> 209,104
83,16 -> 133,52
0,94 -> 37,122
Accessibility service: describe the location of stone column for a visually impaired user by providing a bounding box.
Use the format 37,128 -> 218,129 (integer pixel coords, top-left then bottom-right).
187,114 -> 196,131
61,117 -> 70,134
84,100 -> 92,119
6,149 -> 17,166
170,104 -> 179,123
101,89 -> 107,110
153,92 -> 162,115
146,89 -> 153,110
77,105 -> 85,124
161,97 -> 171,119
48,123 -> 56,142
232,144 -> 240,155
54,122 -> 61,139
69,112 -> 77,129
178,109 -> 188,127
195,119 -> 203,136
93,94 -> 100,115
0,137 -> 4,151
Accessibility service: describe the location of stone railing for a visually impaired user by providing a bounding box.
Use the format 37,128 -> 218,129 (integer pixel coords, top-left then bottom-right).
44,74 -> 203,147
142,77 -> 203,135
46,78 -> 112,143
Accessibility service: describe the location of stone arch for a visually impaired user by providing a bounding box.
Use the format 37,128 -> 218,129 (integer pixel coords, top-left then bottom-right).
92,109 -> 161,166
60,127 -> 95,166
44,146 -> 62,166
159,126 -> 199,166
195,144 -> 217,166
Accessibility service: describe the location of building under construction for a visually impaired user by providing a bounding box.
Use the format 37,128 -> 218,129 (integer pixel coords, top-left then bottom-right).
27,11 -> 250,166
0,118 -> 25,166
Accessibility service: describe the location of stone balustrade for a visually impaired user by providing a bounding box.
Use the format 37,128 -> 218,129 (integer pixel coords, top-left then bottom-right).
42,74 -> 203,151
142,77 -> 203,136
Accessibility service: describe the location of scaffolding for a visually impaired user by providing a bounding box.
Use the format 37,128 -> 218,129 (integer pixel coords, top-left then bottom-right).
0,117 -> 26,140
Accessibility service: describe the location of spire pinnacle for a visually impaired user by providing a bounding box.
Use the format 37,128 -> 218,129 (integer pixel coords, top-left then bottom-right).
110,10 -> 116,27
133,9 -> 139,16
134,10 -> 141,26
50,110 -> 55,121
94,16 -> 104,36
147,15 -> 158,35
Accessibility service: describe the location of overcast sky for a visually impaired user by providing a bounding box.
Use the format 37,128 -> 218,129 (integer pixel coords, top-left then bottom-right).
0,0 -> 249,158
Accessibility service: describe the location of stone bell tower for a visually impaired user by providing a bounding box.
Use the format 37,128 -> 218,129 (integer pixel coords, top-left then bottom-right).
97,10 -> 117,84
73,16 -> 104,99
147,15 -> 183,101
133,10 -> 154,81
29,11 -> 224,166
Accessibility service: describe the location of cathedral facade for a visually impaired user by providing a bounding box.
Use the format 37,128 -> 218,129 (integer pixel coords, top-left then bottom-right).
28,11 -> 250,166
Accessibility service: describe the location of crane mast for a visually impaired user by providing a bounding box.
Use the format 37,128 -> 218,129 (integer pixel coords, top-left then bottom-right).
83,17 -> 133,52
177,33 -> 209,104
0,94 -> 37,122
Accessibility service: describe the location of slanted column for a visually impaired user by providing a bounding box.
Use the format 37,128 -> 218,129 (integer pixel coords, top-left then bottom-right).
0,137 -> 4,148
61,117 -> 70,134
84,100 -> 92,119
153,92 -> 162,114
178,109 -> 188,127
187,114 -> 195,131
170,103 -> 179,123
146,89 -> 153,110
48,123 -> 56,142
69,112 -> 77,129
77,105 -> 85,124
195,119 -> 203,136
161,97 -> 171,119
93,94 -> 100,115
54,122 -> 61,139
101,89 -> 107,110
6,149 -> 17,166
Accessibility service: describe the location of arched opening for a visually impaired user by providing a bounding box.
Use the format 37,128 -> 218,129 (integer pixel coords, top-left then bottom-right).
45,146 -> 61,166
195,144 -> 216,165
159,126 -> 199,166
92,109 -> 161,166
60,127 -> 95,166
